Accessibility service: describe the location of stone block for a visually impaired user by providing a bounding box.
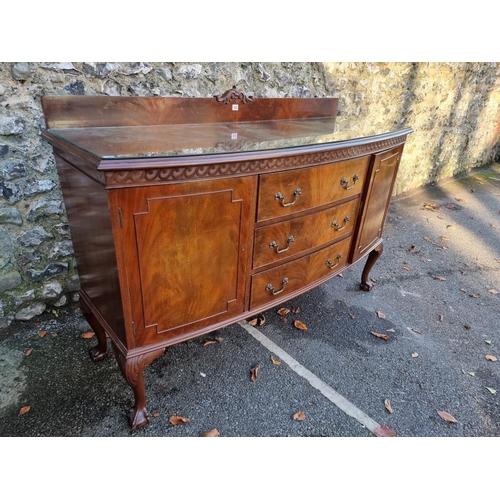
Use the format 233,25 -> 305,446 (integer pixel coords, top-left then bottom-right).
0,270 -> 22,293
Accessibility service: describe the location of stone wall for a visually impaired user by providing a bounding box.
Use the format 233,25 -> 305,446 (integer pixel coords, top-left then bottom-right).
0,62 -> 499,327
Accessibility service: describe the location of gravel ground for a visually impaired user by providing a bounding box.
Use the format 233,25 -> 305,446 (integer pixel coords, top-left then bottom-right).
1,163 -> 499,495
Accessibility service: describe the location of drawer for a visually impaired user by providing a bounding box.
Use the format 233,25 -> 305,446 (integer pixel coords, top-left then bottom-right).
250,237 -> 352,310
257,156 -> 370,221
253,198 -> 360,269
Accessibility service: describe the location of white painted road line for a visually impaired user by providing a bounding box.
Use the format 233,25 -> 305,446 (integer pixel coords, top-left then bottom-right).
238,320 -> 382,434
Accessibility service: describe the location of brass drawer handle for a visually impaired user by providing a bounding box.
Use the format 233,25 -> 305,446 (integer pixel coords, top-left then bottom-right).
269,235 -> 295,254
340,174 -> 359,190
331,216 -> 350,231
266,277 -> 289,295
326,254 -> 342,269
275,188 -> 302,207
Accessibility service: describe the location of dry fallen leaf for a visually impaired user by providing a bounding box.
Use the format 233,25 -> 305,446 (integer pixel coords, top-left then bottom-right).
215,336 -> 223,342
434,276 -> 447,281
386,328 -> 395,333
371,331 -> 390,341
439,314 -> 444,322
460,288 -> 467,292
411,328 -> 422,334
486,387 -> 497,394
403,265 -> 412,271
485,355 -> 498,362
411,352 -> 419,358
277,307 -> 291,316
38,330 -> 47,338
153,412 -> 160,418
488,289 -> 500,295
384,399 -> 394,414
423,236 -> 431,242
407,245 -> 419,253
201,428 -> 220,437
24,347 -> 33,357
169,415 -> 190,425
248,314 -> 265,326
292,411 -> 306,421
293,320 -> 308,331
469,293 -> 480,298
250,363 -> 261,382
374,425 -> 396,437
81,331 -> 95,339
440,236 -> 450,241
291,306 -> 301,314
422,203 -> 439,211
202,340 -> 217,346
271,356 -> 281,365
376,310 -> 386,319
438,411 -> 457,423
18,406 -> 31,416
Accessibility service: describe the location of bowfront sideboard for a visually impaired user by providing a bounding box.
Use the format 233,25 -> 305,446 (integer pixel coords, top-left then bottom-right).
41,89 -> 413,429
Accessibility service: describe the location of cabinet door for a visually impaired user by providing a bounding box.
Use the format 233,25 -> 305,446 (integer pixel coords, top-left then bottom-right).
352,146 -> 404,261
110,176 -> 256,347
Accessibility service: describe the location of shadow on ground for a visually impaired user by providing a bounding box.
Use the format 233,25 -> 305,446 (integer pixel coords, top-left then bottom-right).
1,164 -> 499,437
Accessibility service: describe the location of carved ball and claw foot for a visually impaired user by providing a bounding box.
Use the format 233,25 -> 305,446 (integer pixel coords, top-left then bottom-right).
88,324 -> 108,361
89,344 -> 108,362
360,242 -> 384,292
113,344 -> 166,430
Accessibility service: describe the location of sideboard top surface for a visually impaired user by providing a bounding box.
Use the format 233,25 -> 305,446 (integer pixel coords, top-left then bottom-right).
41,94 -> 413,163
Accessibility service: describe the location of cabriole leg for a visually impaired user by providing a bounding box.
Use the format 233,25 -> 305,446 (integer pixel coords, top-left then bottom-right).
113,344 -> 165,430
360,242 -> 384,291
81,306 -> 108,362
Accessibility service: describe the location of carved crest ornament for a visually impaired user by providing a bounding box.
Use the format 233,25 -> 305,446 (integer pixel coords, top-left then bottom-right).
214,86 -> 253,104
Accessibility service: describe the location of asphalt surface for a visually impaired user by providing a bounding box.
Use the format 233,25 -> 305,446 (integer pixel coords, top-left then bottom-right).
1,163 -> 499,439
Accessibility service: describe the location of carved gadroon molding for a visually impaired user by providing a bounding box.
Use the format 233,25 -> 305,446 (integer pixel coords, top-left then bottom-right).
214,86 -> 253,104
104,136 -> 407,187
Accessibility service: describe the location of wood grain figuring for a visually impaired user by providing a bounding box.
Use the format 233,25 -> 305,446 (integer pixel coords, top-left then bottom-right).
135,191 -> 241,330
41,95 -> 339,129
250,237 -> 352,310
257,157 -> 370,222
109,176 -> 256,347
253,198 -> 360,269
353,146 -> 403,260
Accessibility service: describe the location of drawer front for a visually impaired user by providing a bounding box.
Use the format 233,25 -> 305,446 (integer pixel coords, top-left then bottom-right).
257,157 -> 370,221
253,198 -> 360,269
250,237 -> 352,310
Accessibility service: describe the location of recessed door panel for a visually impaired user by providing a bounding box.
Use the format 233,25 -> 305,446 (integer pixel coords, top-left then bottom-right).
353,146 -> 403,260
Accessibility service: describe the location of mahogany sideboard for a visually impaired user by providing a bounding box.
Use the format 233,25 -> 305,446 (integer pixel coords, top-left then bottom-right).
41,89 -> 413,429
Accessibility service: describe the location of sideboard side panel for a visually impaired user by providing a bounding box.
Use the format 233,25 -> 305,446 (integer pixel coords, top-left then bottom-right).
54,153 -> 127,346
